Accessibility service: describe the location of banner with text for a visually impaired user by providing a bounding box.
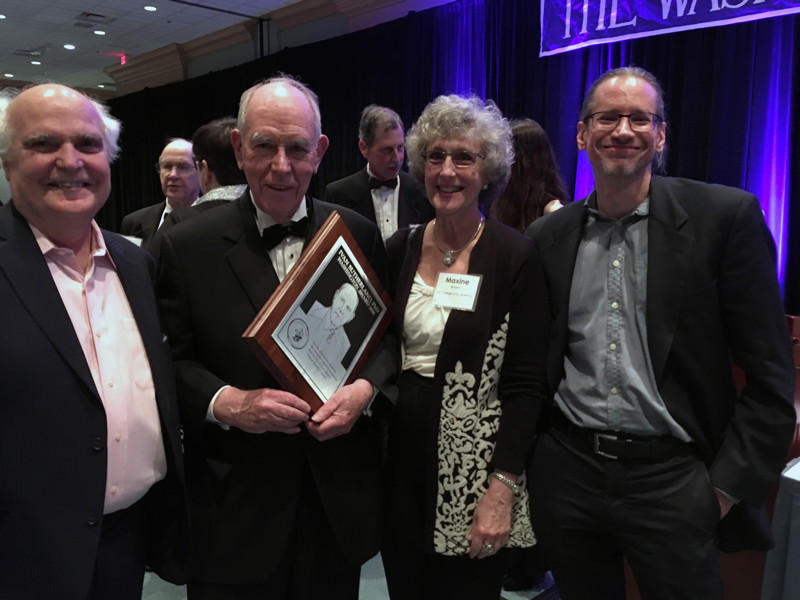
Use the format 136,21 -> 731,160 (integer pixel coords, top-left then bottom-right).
541,0 -> 800,56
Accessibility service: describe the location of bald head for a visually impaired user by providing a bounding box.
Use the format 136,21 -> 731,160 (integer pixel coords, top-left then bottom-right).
158,138 -> 200,208
232,76 -> 329,223
0,83 -> 119,247
0,84 -> 120,166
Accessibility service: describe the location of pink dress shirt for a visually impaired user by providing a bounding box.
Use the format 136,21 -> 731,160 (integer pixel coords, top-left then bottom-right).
33,222 -> 166,514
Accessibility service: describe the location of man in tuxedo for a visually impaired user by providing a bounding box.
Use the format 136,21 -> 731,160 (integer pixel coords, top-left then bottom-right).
120,137 -> 200,251
526,66 -> 796,599
0,84 -> 186,599
157,76 -> 395,599
324,104 -> 432,242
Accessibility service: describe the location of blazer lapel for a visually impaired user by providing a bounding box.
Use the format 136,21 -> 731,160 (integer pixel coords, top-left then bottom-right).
106,234 -> 165,379
397,172 -> 428,228
536,200 -> 586,325
357,169 -> 378,223
225,194 -> 280,312
645,176 -> 693,382
530,200 -> 586,389
144,202 -> 166,241
0,205 -> 100,401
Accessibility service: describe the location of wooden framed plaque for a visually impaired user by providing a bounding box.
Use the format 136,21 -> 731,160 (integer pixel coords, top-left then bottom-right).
243,211 -> 392,412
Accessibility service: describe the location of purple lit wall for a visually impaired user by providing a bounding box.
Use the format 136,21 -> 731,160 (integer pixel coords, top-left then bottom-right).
432,0 -> 487,98
742,18 -> 794,289
424,0 -> 795,298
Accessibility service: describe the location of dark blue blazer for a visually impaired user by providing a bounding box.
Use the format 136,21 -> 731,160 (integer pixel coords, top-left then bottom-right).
0,202 -> 188,599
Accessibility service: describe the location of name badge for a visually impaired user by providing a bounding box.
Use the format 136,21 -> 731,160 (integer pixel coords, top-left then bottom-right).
433,273 -> 482,312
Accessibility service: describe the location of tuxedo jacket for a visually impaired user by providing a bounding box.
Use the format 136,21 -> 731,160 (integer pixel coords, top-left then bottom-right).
324,168 -> 433,231
527,175 -> 796,550
120,201 -> 165,252
157,191 -> 396,583
0,202 -> 188,599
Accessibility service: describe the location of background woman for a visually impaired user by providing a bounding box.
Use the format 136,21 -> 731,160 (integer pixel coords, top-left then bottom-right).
381,95 -> 550,600
490,118 -> 568,231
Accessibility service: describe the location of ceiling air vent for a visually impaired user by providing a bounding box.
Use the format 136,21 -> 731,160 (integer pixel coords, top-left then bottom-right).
75,12 -> 116,25
13,44 -> 50,57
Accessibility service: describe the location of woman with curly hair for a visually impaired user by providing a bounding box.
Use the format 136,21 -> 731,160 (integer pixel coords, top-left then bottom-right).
381,96 -> 550,599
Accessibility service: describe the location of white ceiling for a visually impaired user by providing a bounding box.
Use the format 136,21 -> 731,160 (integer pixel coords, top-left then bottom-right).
0,0 -> 301,92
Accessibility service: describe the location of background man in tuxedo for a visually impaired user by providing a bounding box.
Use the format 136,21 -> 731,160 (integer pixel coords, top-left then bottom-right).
120,137 -> 200,251
324,104 -> 432,242
157,75 -> 395,600
526,66 -> 796,599
149,118 -> 248,261
0,84 -> 186,599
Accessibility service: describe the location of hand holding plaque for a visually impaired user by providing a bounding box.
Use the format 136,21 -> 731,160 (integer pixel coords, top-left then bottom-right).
243,211 -> 392,413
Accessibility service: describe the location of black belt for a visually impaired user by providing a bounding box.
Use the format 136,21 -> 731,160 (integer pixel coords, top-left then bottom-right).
550,410 -> 694,461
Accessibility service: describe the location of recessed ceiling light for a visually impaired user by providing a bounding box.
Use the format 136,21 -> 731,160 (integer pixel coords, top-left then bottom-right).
0,15 -> 6,19
144,6 -> 157,12
94,30 -> 106,36
64,44 -> 76,50
4,74 -> 13,78
31,61 -> 41,66
98,84 -> 105,88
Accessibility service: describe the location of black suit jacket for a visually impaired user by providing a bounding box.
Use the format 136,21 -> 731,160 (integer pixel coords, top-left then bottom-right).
157,192 -> 396,583
527,175 -> 796,551
324,168 -> 433,232
120,201 -> 165,252
0,202 -> 188,599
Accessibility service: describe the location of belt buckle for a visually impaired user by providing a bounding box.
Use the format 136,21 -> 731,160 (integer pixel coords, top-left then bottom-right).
593,432 -> 619,459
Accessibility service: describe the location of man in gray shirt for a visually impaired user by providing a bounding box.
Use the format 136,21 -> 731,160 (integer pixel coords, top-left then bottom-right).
527,66 -> 795,600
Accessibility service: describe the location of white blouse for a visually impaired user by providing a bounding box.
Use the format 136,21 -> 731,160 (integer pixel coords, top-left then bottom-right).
401,272 -> 451,378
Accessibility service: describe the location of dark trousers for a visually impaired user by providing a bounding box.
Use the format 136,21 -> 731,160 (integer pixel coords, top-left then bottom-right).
381,370 -> 508,600
530,427 -> 723,600
187,472 -> 360,600
89,502 -> 147,600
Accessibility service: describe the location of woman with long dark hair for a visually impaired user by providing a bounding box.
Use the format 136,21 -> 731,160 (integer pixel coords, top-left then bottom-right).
490,118 -> 568,232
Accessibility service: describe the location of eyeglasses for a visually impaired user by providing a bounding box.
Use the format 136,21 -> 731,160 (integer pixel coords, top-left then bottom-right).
155,161 -> 196,175
423,149 -> 485,168
586,112 -> 664,131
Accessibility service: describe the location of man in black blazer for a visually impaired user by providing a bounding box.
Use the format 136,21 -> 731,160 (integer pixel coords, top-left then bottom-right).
157,76 -> 396,599
324,104 -> 432,242
120,138 -> 200,252
526,67 -> 795,599
0,84 -> 186,599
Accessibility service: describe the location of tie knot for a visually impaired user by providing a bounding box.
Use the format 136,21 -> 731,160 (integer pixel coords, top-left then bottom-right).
261,217 -> 309,250
369,176 -> 398,190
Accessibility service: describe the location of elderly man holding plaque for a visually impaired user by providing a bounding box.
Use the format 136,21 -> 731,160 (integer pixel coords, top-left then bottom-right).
382,95 -> 550,600
157,75 -> 395,600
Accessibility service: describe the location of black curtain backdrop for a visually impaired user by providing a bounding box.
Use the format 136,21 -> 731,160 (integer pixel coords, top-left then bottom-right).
103,0 -> 799,313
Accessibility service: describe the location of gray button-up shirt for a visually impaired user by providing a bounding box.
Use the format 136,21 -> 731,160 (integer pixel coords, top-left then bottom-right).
554,196 -> 691,442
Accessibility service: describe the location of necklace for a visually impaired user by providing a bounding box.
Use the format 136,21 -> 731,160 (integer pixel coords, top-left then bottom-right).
432,216 -> 485,267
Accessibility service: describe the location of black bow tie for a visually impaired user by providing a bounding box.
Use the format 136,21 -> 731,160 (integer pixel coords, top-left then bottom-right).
369,176 -> 398,189
261,217 -> 309,250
